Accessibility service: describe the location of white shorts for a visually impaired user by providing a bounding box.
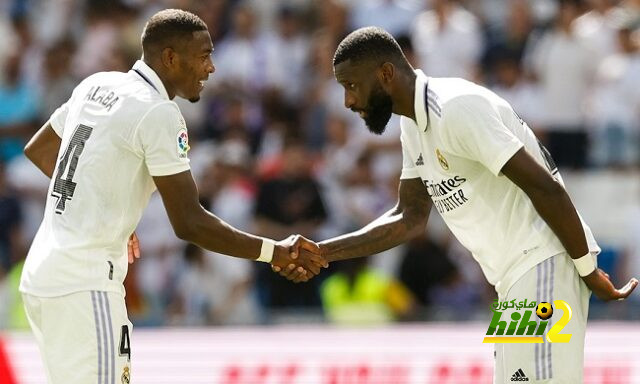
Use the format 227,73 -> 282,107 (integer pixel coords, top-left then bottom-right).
494,253 -> 590,384
22,291 -> 132,384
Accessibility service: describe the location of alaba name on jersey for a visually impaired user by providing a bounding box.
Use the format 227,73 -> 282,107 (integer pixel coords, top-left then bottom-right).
20,61 -> 190,297
399,70 -> 599,296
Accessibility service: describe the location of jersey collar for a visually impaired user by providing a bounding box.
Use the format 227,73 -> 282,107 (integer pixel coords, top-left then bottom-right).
132,60 -> 170,100
413,69 -> 429,131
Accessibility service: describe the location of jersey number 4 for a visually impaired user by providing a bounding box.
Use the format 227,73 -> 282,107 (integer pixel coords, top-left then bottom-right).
51,124 -> 93,214
119,325 -> 131,361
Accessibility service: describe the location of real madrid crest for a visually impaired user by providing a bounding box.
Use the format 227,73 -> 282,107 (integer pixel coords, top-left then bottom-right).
436,149 -> 449,170
121,366 -> 130,384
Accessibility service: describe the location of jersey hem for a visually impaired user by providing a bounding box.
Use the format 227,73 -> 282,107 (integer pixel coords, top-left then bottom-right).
495,247 -> 600,298
19,283 -> 125,298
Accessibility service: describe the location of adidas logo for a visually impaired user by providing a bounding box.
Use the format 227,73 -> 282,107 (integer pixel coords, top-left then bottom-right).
415,153 -> 424,166
510,368 -> 529,381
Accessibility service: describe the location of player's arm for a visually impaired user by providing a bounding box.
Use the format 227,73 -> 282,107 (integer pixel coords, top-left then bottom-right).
23,121 -> 61,178
501,148 -> 638,300
317,177 -> 432,262
153,170 -> 326,274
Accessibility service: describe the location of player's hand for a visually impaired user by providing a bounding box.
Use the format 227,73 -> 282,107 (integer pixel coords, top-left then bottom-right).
582,268 -> 638,301
271,235 -> 327,283
128,232 -> 141,264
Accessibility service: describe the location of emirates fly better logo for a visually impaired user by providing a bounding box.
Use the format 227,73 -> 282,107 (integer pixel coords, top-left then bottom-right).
483,299 -> 573,344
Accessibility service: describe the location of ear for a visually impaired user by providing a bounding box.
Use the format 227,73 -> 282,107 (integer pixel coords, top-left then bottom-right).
160,47 -> 178,69
378,62 -> 395,85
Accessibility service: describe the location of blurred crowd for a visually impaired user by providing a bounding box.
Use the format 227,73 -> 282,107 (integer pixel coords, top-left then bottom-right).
1,0 -> 640,329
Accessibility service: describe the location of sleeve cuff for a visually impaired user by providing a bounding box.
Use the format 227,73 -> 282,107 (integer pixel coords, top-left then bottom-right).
490,139 -> 524,176
400,167 -> 420,180
50,119 -> 64,137
148,162 -> 191,177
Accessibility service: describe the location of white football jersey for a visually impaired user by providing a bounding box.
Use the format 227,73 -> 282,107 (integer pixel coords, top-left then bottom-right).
400,70 -> 600,297
20,60 -> 191,297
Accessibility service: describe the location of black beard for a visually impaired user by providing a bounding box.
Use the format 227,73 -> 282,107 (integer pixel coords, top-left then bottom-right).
363,84 -> 393,135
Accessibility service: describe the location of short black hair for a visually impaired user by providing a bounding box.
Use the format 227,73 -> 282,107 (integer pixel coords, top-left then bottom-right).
333,26 -> 407,67
141,9 -> 208,53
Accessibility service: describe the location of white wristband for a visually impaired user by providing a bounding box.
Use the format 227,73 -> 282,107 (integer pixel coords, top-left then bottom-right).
256,238 -> 276,263
573,253 -> 596,277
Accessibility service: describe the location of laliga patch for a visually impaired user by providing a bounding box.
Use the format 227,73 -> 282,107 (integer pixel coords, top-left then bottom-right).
176,128 -> 190,158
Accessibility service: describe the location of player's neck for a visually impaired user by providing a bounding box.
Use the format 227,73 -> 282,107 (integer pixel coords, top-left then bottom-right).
391,70 -> 416,121
142,57 -> 176,99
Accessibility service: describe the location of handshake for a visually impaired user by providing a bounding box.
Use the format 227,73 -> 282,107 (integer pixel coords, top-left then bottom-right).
271,235 -> 329,283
